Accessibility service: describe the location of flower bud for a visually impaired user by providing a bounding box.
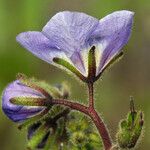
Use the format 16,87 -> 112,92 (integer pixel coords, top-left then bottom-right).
116,99 -> 144,149
2,74 -> 70,122
2,80 -> 47,122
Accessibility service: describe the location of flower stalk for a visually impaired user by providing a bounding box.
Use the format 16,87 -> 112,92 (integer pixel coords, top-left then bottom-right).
88,82 -> 94,109
52,91 -> 112,150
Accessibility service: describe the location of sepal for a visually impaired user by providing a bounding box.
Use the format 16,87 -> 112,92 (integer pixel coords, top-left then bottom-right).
27,122 -> 50,150
17,73 -> 70,99
53,57 -> 87,82
88,46 -> 96,82
10,97 -> 51,106
27,105 -> 70,150
95,52 -> 123,81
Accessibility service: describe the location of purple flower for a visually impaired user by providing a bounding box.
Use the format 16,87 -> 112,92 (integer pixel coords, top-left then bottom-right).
16,11 -> 134,78
2,80 -> 44,122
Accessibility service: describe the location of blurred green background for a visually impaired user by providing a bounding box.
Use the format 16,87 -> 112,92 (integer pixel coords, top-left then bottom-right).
0,0 -> 150,149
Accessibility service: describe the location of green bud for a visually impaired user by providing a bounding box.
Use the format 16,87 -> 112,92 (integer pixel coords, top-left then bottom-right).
116,98 -> 144,149
70,131 -> 88,146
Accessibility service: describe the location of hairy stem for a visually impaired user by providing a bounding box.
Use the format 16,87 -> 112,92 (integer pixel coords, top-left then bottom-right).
51,98 -> 112,150
88,82 -> 94,109
88,82 -> 112,150
89,109 -> 112,150
51,99 -> 89,115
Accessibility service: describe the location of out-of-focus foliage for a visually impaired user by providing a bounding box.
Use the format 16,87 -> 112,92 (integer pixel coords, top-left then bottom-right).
0,0 -> 150,149
66,112 -> 102,150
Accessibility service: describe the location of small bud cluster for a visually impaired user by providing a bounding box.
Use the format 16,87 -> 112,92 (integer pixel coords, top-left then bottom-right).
116,98 -> 144,149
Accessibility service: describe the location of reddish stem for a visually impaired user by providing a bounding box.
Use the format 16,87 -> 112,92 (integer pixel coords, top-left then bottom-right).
52,98 -> 112,150
88,82 -> 94,109
88,82 -> 112,149
51,99 -> 89,115
89,109 -> 112,150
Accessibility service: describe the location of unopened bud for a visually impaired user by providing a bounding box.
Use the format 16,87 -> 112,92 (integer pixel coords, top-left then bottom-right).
116,99 -> 144,149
